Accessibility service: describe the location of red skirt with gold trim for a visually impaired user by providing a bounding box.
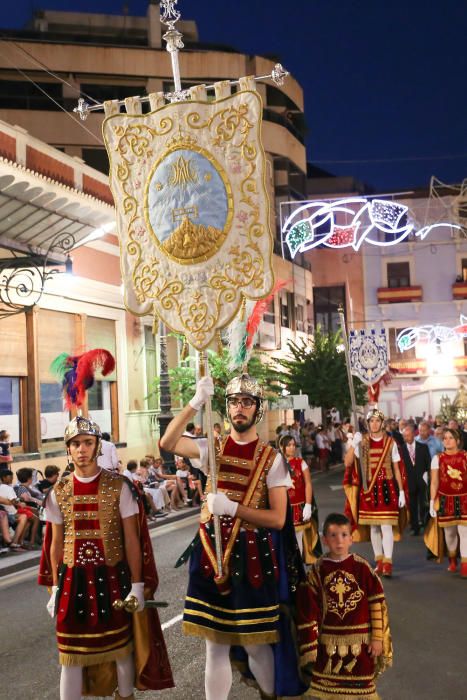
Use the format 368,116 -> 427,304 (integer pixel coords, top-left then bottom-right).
56,561 -> 132,666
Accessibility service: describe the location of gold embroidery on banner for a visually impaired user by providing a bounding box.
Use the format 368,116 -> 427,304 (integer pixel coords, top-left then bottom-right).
103,91 -> 273,350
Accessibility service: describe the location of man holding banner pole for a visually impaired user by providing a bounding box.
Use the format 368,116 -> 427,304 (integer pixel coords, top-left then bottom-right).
160,372 -> 311,699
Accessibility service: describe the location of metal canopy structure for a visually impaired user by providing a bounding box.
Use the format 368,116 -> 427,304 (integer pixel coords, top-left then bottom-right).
0,159 -> 114,259
0,157 -> 115,317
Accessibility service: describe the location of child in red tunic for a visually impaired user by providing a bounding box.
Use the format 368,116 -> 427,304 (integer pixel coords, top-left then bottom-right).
305,513 -> 392,700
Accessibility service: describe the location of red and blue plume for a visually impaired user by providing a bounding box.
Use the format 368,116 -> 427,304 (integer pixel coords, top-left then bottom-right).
50,349 -> 115,409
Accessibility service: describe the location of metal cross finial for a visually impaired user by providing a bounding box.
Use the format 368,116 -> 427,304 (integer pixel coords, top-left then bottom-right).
74,97 -> 90,121
160,0 -> 181,30
271,63 -> 288,86
160,0 -> 185,100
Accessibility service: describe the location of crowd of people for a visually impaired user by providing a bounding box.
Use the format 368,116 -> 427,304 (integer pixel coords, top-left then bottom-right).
0,426 -> 207,556
1,369 -> 465,700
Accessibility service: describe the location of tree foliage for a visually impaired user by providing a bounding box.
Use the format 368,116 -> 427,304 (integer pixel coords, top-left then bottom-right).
277,326 -> 367,419
147,348 -> 284,419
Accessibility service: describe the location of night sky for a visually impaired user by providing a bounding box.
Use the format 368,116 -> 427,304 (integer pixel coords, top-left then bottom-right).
1,0 -> 466,192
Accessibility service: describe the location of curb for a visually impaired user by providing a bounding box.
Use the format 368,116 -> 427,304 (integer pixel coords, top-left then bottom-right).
0,506 -> 200,579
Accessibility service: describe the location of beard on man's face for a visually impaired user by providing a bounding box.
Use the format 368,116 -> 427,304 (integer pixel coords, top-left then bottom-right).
230,412 -> 257,433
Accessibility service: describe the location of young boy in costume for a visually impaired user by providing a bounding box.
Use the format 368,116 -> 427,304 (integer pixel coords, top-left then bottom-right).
306,513 -> 392,700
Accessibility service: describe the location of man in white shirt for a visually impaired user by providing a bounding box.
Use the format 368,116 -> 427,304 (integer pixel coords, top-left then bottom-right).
160,373 -> 307,700
97,431 -> 119,471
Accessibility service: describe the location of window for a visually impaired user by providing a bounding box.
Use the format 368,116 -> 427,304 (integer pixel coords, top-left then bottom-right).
280,293 -> 290,328
0,377 -> 21,445
82,148 -> 109,175
0,79 -> 64,110
388,328 -> 416,361
313,286 -> 345,334
462,258 -> 467,282
263,296 -> 275,325
295,304 -> 305,332
88,381 -> 112,433
387,262 -> 410,288
88,382 -> 103,411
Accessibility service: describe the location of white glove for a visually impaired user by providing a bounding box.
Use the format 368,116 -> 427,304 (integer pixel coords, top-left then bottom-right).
207,492 -> 238,518
46,585 -> 58,618
302,503 -> 312,522
353,432 -> 362,448
189,376 -> 214,411
429,500 -> 437,518
422,472 -> 429,485
125,582 -> 145,612
398,490 -> 406,508
346,432 -> 354,448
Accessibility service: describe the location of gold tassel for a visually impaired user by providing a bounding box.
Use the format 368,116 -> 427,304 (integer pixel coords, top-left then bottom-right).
324,644 -> 336,674
344,643 -> 361,673
333,644 -> 348,674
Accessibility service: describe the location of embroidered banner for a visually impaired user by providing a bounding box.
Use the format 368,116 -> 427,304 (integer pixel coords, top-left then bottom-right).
349,329 -> 388,385
102,80 -> 274,349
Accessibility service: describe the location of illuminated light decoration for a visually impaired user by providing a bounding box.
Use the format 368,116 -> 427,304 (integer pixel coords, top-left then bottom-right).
396,315 -> 467,353
349,328 -> 389,386
281,196 -> 461,257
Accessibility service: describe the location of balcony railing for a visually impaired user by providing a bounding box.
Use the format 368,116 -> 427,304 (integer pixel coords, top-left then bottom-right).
452,282 -> 467,300
377,285 -> 422,304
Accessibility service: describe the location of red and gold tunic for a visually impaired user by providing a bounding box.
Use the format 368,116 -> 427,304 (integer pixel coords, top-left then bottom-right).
305,553 -> 392,700
53,471 -> 133,667
436,451 -> 467,527
355,435 -> 400,527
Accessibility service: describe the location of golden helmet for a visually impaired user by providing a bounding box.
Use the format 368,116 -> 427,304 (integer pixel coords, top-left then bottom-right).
366,408 -> 385,422
225,373 -> 264,423
64,416 -> 102,458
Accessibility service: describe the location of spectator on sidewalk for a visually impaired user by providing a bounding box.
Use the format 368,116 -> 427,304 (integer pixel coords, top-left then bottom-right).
14,468 -> 43,506
36,465 -> 60,494
97,431 -> 119,472
0,429 -> 12,466
123,459 -> 138,481
0,470 -> 29,550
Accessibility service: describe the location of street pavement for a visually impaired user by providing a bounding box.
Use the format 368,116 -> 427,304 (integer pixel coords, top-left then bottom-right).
0,466 -> 465,699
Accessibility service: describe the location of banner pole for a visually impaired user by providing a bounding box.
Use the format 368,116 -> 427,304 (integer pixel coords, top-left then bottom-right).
338,305 -> 359,431
199,350 -> 223,578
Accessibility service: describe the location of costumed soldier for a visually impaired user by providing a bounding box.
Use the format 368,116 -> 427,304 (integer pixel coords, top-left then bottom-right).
279,434 -> 322,563
343,408 -> 408,577
39,416 -> 173,700
160,373 -> 312,700
425,427 -> 467,576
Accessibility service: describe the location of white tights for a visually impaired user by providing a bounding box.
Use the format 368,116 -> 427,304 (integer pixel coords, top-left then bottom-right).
443,524 -> 467,558
205,640 -> 274,700
295,528 -> 304,554
370,524 -> 394,561
59,653 -> 135,700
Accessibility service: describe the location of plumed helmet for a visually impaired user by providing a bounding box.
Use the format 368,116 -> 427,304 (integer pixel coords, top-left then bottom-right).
366,407 -> 385,422
64,416 -> 102,458
225,373 -> 264,424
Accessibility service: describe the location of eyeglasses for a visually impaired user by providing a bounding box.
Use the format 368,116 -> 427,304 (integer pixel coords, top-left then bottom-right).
227,397 -> 256,409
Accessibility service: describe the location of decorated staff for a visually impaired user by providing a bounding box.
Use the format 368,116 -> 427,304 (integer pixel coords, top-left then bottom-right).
101,1 -> 288,578
39,350 -> 174,699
